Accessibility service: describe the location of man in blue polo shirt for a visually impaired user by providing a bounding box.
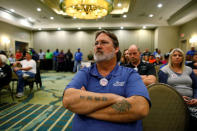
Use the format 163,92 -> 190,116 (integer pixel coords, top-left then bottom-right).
73,48 -> 83,72
186,47 -> 197,63
63,30 -> 151,131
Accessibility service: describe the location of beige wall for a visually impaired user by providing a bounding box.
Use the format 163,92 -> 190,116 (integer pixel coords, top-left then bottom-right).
0,21 -> 32,54
33,29 -> 154,60
154,26 -> 179,54
179,18 -> 197,53
3,18 -> 193,60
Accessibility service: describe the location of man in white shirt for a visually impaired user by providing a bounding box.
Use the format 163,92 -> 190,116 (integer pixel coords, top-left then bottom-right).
38,49 -> 45,69
13,51 -> 36,97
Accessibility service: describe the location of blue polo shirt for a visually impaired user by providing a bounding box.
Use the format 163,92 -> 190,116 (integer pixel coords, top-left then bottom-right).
186,50 -> 196,56
66,64 -> 151,131
74,52 -> 83,62
53,51 -> 59,61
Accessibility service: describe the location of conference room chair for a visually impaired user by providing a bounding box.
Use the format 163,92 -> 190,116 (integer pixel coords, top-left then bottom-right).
143,83 -> 189,131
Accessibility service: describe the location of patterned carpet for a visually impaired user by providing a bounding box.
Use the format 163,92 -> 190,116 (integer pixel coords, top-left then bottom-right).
0,71 -> 75,130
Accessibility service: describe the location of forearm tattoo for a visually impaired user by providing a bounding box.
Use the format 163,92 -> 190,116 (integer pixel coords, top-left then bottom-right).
80,95 -> 108,101
111,99 -> 131,113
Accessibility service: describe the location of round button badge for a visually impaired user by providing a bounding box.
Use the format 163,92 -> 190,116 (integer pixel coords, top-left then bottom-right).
100,78 -> 108,86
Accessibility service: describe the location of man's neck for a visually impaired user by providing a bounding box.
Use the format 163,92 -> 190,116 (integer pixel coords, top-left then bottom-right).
96,57 -> 117,77
26,58 -> 31,61
131,60 -> 140,67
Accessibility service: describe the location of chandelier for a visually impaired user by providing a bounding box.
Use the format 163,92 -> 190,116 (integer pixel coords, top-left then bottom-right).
59,0 -> 113,19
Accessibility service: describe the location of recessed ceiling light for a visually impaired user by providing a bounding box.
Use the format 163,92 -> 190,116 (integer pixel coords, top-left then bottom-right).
10,9 -> 15,12
50,17 -> 54,20
120,26 -> 124,29
123,14 -> 127,18
38,28 -> 42,30
149,14 -> 154,17
78,27 -> 81,30
57,27 -> 61,30
143,26 -> 147,29
37,8 -> 42,12
117,3 -> 122,7
99,27 -> 102,29
157,3 -> 163,8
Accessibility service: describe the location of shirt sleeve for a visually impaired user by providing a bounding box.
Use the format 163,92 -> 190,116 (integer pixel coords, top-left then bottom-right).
190,71 -> 197,98
125,71 -> 151,106
65,69 -> 88,90
158,70 -> 168,84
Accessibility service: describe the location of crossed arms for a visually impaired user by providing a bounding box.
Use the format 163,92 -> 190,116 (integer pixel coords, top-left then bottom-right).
63,88 -> 150,123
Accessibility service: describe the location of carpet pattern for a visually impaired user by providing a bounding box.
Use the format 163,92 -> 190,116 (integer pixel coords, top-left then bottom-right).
0,71 -> 75,130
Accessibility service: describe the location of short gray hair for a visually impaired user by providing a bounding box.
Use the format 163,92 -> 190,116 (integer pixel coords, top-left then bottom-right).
0,54 -> 7,64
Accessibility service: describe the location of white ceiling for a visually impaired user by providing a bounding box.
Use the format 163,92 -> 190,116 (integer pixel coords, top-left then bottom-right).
0,0 -> 197,31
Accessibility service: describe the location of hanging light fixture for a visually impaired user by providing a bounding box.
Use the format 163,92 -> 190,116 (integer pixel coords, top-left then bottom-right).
59,0 -> 113,19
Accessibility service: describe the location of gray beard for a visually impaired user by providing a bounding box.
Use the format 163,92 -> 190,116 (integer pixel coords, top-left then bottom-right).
94,50 -> 115,62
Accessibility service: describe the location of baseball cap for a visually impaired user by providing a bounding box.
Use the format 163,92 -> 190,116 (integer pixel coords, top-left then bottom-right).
26,49 -> 32,55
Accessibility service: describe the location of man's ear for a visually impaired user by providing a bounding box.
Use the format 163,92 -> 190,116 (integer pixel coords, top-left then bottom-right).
115,47 -> 119,53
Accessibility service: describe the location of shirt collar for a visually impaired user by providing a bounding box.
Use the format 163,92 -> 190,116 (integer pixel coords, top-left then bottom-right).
90,63 -> 120,78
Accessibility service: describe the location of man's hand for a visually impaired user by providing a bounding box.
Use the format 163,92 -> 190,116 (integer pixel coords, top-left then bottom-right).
183,96 -> 197,106
87,96 -> 150,123
193,62 -> 197,67
141,75 -> 156,86
13,67 -> 21,71
193,69 -> 197,76
81,86 -> 86,91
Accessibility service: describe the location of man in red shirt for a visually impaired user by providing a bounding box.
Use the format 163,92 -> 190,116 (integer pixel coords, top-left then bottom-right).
15,49 -> 22,61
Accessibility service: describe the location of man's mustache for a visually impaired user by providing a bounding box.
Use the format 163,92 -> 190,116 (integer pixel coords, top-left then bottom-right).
95,48 -> 103,53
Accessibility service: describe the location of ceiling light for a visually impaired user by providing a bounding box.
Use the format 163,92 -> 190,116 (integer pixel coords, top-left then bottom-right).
99,27 -> 102,29
157,3 -> 163,8
117,3 -> 122,7
189,36 -> 197,43
123,14 -> 127,18
38,28 -> 42,30
143,26 -> 147,29
37,8 -> 42,12
149,14 -> 154,17
78,27 -> 81,30
50,17 -> 54,20
59,0 -> 113,19
10,9 -> 15,12
57,27 -> 61,30
120,26 -> 124,29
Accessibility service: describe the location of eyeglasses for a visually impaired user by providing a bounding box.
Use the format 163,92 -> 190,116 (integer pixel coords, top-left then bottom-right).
95,40 -> 110,46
